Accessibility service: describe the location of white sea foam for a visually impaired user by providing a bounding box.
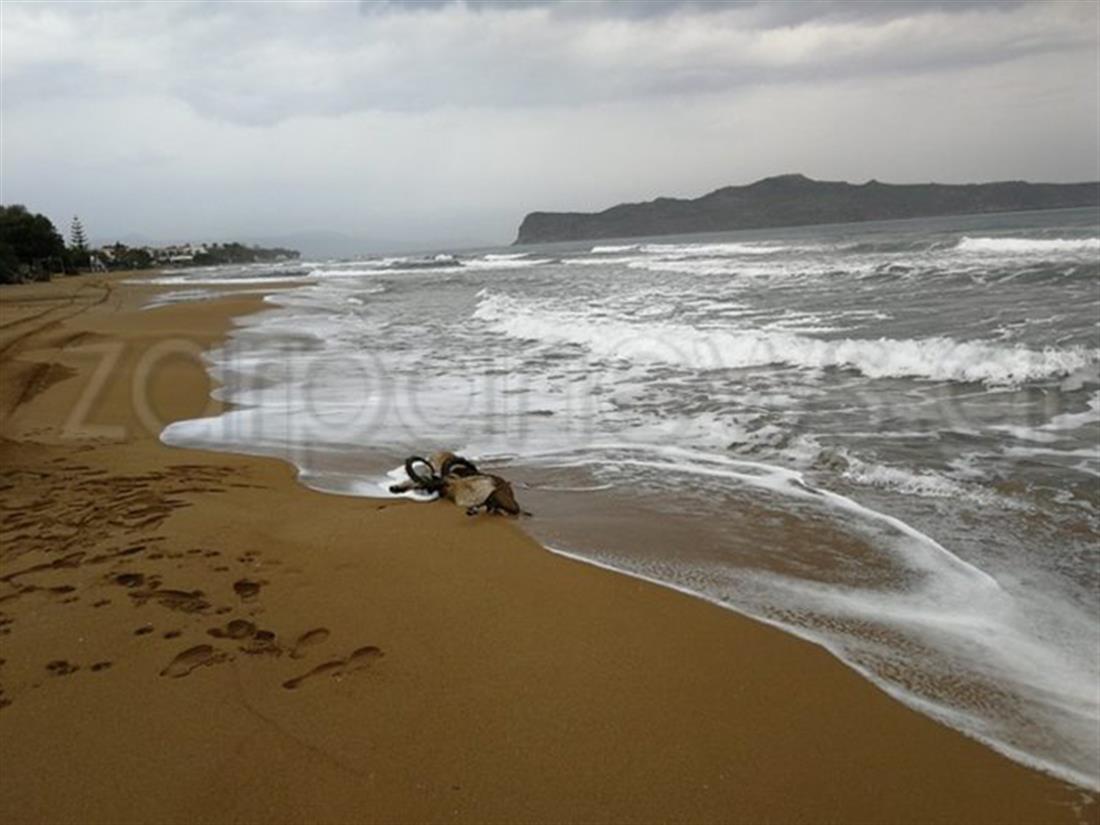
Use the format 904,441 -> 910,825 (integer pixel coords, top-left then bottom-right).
627,256 -> 876,279
590,244 -> 639,253
545,541 -> 1098,792
528,443 -> 1097,789
152,215 -> 1100,792
552,442 -> 1001,585
639,241 -> 800,256
307,257 -> 552,277
842,458 -> 1018,508
142,286 -> 276,309
309,267 -> 400,278
147,273 -> 310,286
1045,391 -> 1100,430
463,256 -> 554,269
957,236 -> 1100,254
563,255 -> 645,266
473,292 -> 1098,386
993,392 -> 1100,443
380,465 -> 439,501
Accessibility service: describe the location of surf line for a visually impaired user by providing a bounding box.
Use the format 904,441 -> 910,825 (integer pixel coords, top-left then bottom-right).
517,441 -> 1001,590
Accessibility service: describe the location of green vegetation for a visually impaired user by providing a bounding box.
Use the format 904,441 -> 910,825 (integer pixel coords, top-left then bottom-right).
100,243 -> 154,271
69,216 -> 90,269
0,205 -> 68,283
0,203 -> 300,284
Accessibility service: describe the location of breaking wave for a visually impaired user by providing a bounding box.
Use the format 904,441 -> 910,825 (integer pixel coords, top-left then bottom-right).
639,241 -> 797,256
590,244 -> 639,253
956,236 -> 1100,254
473,292 -> 1098,386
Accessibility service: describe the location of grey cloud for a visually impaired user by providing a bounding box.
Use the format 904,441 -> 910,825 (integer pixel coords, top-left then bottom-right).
361,1 -> 722,19
1,0 -> 1096,248
362,1 -> 1026,24
4,1 -> 1089,127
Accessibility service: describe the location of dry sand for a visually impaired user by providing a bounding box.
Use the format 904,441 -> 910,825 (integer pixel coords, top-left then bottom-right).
0,272 -> 1094,824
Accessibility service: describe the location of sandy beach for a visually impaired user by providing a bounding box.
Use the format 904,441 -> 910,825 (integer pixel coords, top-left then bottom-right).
0,272 -> 1094,825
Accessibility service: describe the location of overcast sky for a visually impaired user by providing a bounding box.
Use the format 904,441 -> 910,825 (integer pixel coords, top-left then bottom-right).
2,0 -> 1098,252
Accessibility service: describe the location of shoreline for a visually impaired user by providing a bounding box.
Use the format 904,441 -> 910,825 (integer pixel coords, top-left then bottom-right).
0,272 -> 1095,824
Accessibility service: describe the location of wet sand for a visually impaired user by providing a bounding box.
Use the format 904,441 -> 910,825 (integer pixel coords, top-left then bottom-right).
0,272 -> 1094,824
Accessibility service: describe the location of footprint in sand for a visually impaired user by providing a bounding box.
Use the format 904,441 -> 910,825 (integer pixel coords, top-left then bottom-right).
160,645 -> 229,678
282,646 -> 383,690
240,629 -> 280,656
208,619 -> 256,640
290,627 -> 330,659
205,618 -> 281,655
232,579 -> 263,601
130,588 -> 209,614
45,659 -> 79,676
113,572 -> 145,588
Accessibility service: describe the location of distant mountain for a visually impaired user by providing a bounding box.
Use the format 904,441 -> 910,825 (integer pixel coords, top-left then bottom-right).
513,174 -> 1100,244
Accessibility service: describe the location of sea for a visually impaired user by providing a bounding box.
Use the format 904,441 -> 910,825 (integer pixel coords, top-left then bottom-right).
152,207 -> 1100,790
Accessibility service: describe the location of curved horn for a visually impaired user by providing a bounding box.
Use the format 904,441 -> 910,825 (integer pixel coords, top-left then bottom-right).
404,456 -> 440,487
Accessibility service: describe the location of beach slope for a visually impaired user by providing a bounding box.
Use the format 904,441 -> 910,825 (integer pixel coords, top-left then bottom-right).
0,274 -> 1092,824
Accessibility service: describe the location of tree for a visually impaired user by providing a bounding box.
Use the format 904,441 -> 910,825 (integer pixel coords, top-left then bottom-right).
68,215 -> 90,271
0,205 -> 67,283
70,216 -> 88,251
102,242 -> 154,271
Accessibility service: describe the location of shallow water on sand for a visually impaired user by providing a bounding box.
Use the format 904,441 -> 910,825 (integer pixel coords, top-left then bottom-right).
157,208 -> 1100,789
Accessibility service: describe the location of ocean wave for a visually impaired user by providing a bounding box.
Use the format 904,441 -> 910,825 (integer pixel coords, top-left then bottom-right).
640,241 -> 797,256
308,258 -> 466,277
627,256 -> 868,279
473,292 -> 1098,386
841,457 -> 1019,507
1046,391 -> 1100,430
463,256 -> 554,269
147,273 -> 311,286
994,393 -> 1100,443
590,244 -> 639,253
956,236 -> 1100,254
839,239 -> 955,255
142,286 -> 274,309
563,255 -> 646,266
586,241 -> 808,257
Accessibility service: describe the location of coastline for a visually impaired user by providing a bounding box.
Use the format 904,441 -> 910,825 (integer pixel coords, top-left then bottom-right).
0,273 -> 1094,824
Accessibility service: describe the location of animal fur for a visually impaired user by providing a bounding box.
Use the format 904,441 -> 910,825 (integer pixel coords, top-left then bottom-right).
442,473 -> 524,516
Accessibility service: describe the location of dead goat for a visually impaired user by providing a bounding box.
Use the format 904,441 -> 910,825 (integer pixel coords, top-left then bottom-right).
389,452 -> 529,517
